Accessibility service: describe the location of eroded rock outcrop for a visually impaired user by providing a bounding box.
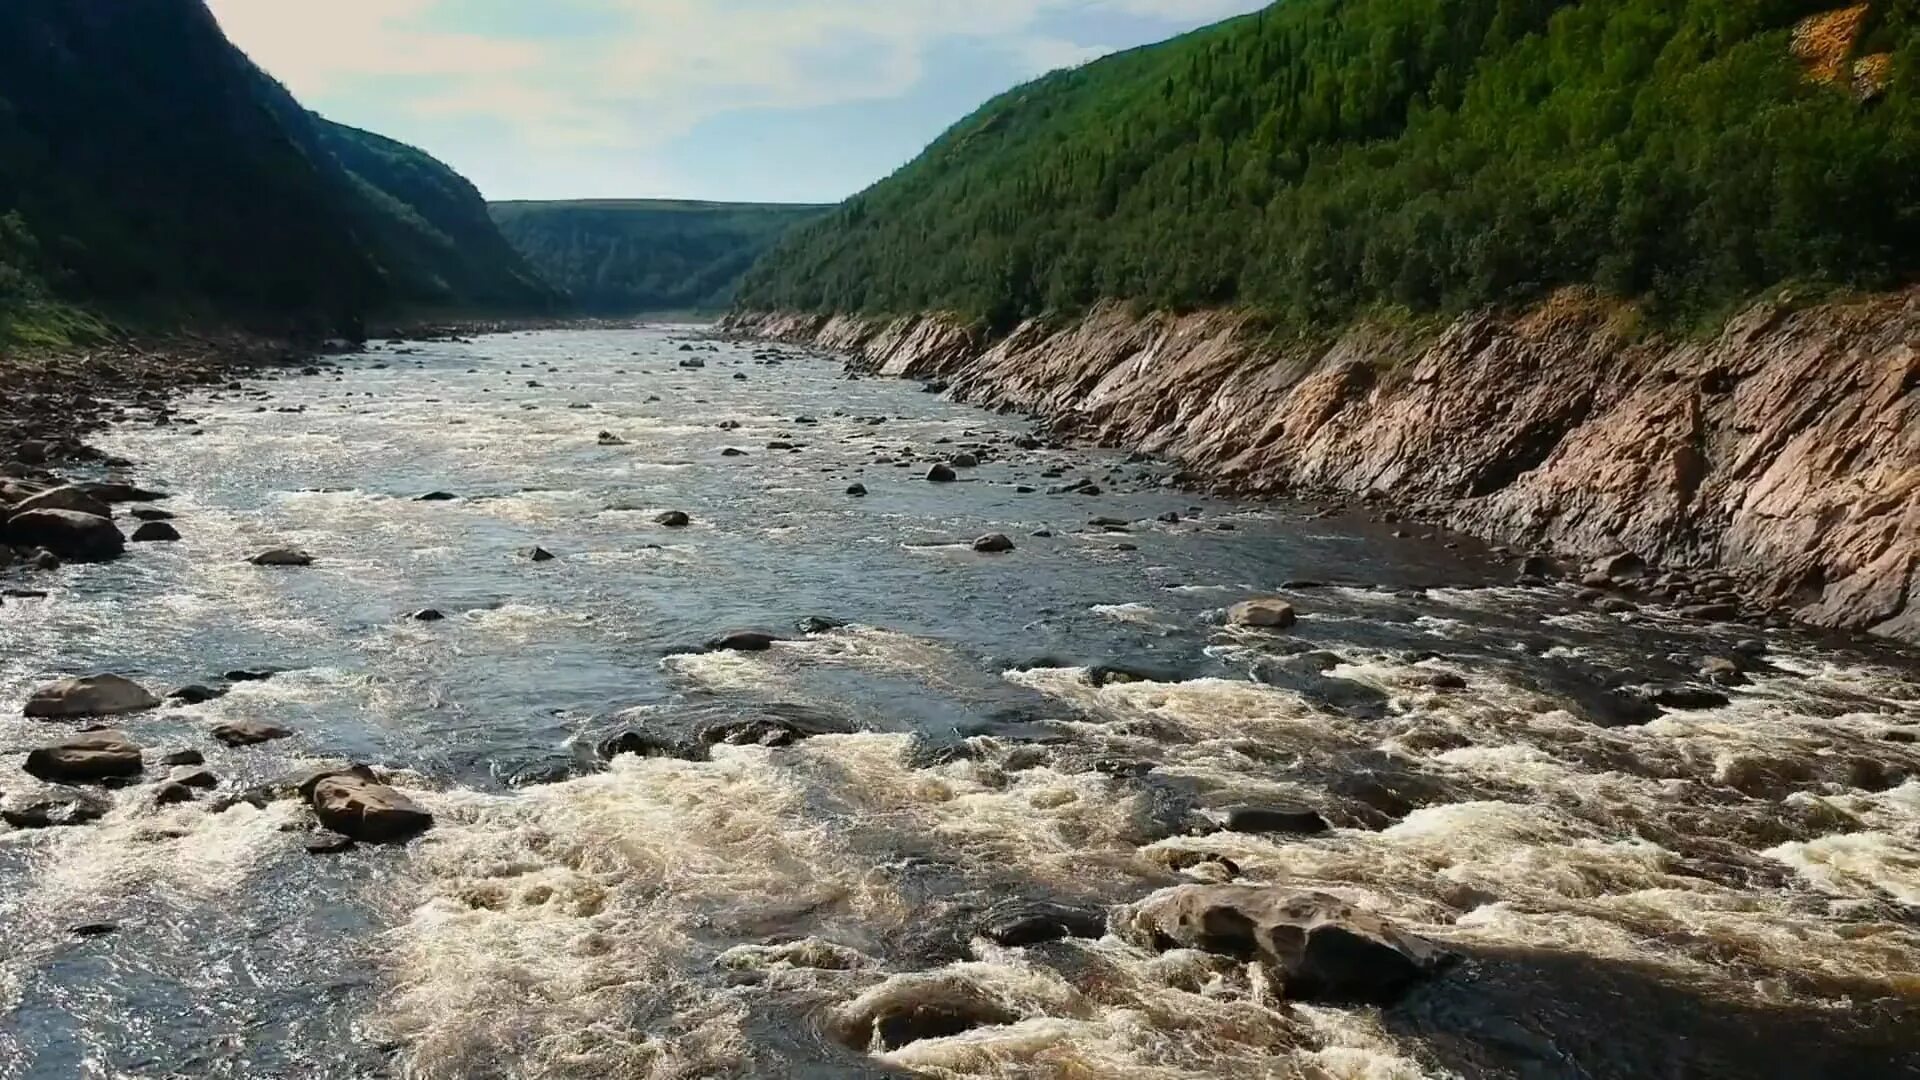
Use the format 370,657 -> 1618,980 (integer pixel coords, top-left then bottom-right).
728,289 -> 1920,644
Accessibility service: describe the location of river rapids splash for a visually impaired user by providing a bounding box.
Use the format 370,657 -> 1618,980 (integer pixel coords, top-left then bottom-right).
0,328 -> 1916,1078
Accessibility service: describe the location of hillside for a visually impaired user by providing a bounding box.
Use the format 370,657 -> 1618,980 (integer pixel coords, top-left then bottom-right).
490,199 -> 826,314
737,0 -> 1920,329
0,0 -> 554,345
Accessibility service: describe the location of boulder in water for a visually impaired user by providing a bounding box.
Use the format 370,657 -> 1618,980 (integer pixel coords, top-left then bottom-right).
1124,884 -> 1452,1003
702,629 -> 782,653
24,730 -> 144,783
521,545 -> 556,562
411,608 -> 445,622
413,491 -> 458,502
2,791 -> 110,828
654,510 -> 691,527
1221,804 -> 1330,835
24,674 -> 161,718
829,972 -> 1019,1051
211,719 -> 293,747
130,521 -> 180,542
972,533 -> 1014,553
11,485 -> 113,519
845,482 -> 867,496
5,509 -> 125,562
249,547 -> 313,567
1228,598 -> 1297,629
75,481 -> 166,503
978,899 -> 1107,946
925,463 -> 957,483
304,767 -> 433,843
949,453 -> 979,468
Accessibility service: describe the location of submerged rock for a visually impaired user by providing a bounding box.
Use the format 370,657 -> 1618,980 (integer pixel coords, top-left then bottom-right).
1220,804 -> 1331,835
24,674 -> 161,718
925,463 -> 957,483
830,972 -> 1020,1051
972,533 -> 1015,553
978,899 -> 1107,946
845,482 -> 867,496
168,684 -> 226,705
249,547 -> 313,567
1124,884 -> 1452,1004
24,730 -> 145,783
2,792 -> 110,828
702,629 -> 782,653
654,510 -> 691,527
521,545 -> 556,562
211,719 -> 294,747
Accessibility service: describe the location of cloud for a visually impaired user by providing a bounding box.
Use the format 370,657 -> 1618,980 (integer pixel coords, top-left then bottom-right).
208,1 -> 1261,145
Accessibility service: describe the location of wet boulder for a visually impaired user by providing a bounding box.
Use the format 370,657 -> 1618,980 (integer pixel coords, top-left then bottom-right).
925,463 -> 957,483
845,482 -> 867,496
170,766 -> 218,789
411,608 -> 445,622
1630,684 -> 1732,711
5,509 -> 125,562
1,791 -> 110,828
74,481 -> 166,504
795,615 -> 847,634
1220,804 -> 1331,835
1123,885 -> 1452,1004
654,510 -> 691,527
303,767 -> 433,843
598,728 -> 704,762
972,533 -> 1015,553
1228,598 -> 1297,629
11,485 -> 114,519
596,431 -> 627,446
829,973 -> 1020,1051
167,684 -> 226,705
978,899 -> 1107,947
949,453 -> 980,468
521,545 -> 556,562
699,704 -> 853,749
130,521 -> 180,543
24,730 -> 145,783
249,547 -> 313,567
24,674 -> 161,718
211,719 -> 294,747
702,629 -> 782,653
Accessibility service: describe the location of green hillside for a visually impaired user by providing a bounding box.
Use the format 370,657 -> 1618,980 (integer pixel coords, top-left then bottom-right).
0,0 -> 554,345
491,199 -> 827,314
737,0 -> 1920,329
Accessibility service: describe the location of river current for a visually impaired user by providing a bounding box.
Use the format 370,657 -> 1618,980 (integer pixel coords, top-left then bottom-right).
1,327 -> 1917,1078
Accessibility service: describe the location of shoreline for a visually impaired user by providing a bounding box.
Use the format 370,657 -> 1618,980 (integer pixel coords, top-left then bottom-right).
720,295 -> 1920,651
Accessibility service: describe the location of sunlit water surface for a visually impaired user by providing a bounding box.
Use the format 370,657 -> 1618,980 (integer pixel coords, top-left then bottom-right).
1,328 -> 1917,1078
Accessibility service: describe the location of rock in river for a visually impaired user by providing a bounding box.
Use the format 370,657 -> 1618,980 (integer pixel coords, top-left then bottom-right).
211,719 -> 294,747
655,510 -> 691,527
24,674 -> 161,718
1124,884 -> 1452,1004
972,533 -> 1015,553
4,509 -> 125,562
130,521 -> 181,542
303,766 -> 433,843
1228,598 -> 1298,629
249,547 -> 313,567
703,629 -> 782,653
925,463 -> 957,483
1221,804 -> 1330,835
24,730 -> 145,783
12,485 -> 114,519
979,899 -> 1107,946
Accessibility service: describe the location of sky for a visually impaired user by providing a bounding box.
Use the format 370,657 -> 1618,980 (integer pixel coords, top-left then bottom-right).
203,1 -> 1270,204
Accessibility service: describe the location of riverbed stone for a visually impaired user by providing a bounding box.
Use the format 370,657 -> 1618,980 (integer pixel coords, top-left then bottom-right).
11,485 -> 114,519
703,629 -> 782,652
978,899 -> 1107,946
972,533 -> 1015,553
521,545 -> 556,562
24,674 -> 161,718
306,770 -> 433,843
1228,598 -> 1297,629
1221,804 -> 1331,835
211,719 -> 293,747
249,547 -> 313,567
25,730 -> 145,783
655,510 -> 691,527
926,463 -> 957,483
2,791 -> 110,828
169,766 -> 218,789
4,509 -> 125,562
168,685 -> 225,705
130,521 -> 180,542
1124,884 -> 1451,1003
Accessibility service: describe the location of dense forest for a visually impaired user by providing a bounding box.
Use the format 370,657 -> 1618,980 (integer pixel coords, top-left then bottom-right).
737,0 -> 1920,330
490,200 -> 826,313
0,0 -> 556,345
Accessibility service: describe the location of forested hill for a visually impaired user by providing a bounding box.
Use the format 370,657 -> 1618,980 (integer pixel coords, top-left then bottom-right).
736,0 -> 1920,329
0,0 -> 556,346
490,200 -> 827,314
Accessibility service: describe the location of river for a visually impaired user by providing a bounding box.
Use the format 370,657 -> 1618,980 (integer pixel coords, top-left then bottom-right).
1,327 -> 1916,1078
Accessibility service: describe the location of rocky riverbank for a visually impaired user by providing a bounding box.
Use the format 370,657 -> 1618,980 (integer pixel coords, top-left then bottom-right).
724,289 -> 1920,647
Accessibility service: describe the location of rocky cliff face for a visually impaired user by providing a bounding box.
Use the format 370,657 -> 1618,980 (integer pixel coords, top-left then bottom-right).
726,290 -> 1920,646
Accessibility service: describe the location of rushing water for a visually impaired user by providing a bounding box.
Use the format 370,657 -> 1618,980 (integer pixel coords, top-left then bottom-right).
1,327 -> 1917,1079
